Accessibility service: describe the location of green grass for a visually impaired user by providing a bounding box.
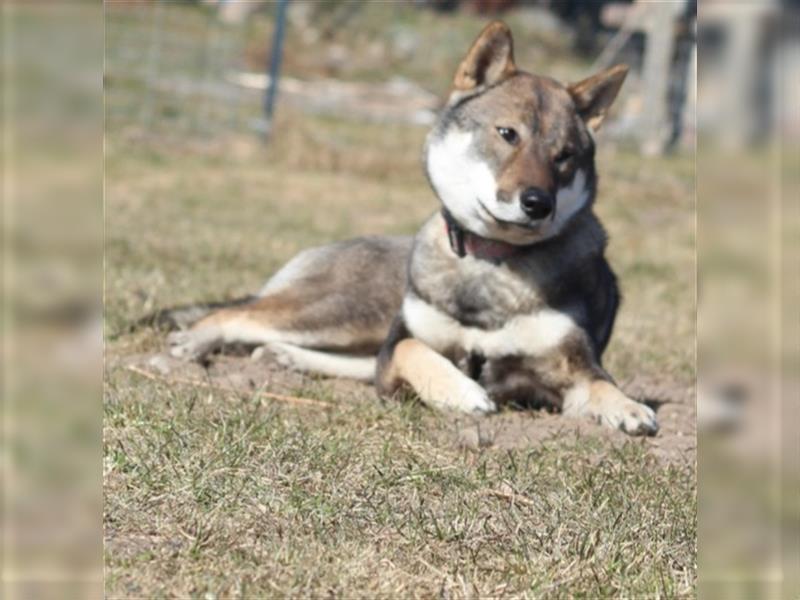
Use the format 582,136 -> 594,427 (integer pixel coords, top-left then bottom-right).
105,4 -> 696,597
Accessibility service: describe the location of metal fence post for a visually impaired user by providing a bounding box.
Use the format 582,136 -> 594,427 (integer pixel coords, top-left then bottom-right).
263,0 -> 290,139
142,0 -> 164,130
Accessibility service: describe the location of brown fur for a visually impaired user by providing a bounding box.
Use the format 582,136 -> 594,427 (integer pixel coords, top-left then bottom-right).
568,64 -> 629,131
453,21 -> 516,91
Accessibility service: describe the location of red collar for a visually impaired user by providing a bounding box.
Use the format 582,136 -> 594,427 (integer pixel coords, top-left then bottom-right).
442,210 -> 524,262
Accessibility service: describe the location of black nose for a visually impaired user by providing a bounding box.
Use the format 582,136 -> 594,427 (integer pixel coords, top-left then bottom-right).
520,187 -> 554,220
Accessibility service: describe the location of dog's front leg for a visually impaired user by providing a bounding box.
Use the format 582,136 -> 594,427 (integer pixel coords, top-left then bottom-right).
540,337 -> 657,435
485,337 -> 658,435
376,320 -> 495,414
383,339 -> 496,414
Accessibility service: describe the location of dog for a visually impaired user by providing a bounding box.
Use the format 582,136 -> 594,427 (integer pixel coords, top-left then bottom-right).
165,21 -> 658,436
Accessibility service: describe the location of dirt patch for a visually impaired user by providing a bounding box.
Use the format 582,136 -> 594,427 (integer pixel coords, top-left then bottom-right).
119,349 -> 696,466
449,375 -> 695,465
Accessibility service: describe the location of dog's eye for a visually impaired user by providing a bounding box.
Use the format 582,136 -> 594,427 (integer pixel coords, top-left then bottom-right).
554,149 -> 574,165
496,127 -> 519,145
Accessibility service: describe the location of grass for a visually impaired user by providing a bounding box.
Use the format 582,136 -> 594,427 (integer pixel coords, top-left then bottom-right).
105,3 -> 696,597
105,371 -> 695,598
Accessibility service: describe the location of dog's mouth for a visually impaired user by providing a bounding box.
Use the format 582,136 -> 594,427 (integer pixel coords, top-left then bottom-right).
476,199 -> 540,230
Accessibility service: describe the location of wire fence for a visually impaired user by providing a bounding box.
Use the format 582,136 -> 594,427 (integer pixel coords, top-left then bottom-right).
106,2 -> 263,137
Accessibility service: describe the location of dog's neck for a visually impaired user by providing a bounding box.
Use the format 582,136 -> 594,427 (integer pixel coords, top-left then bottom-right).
441,209 -> 527,262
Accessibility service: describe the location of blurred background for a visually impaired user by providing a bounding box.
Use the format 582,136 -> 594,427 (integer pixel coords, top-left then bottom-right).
105,0 -> 698,154
695,2 -> 800,599
3,0 -> 800,597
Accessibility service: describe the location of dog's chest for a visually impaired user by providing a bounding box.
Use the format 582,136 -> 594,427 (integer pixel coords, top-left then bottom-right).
414,251 -> 550,323
402,291 -> 576,361
405,219 -> 586,361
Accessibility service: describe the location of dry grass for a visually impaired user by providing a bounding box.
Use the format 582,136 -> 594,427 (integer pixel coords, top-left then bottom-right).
105,371 -> 695,598
104,113 -> 695,598
105,4 -> 695,597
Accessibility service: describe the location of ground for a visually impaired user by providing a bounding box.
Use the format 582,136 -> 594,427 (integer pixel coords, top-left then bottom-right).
104,4 -> 696,597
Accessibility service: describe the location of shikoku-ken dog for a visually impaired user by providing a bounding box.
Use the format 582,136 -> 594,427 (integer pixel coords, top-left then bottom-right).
164,22 -> 658,436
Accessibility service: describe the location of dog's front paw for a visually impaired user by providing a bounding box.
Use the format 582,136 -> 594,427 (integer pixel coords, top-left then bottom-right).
609,398 -> 658,436
259,342 -> 298,370
167,329 -> 220,362
581,380 -> 659,436
452,379 -> 497,415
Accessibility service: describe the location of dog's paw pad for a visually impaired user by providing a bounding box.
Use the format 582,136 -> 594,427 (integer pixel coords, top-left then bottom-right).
588,382 -> 659,436
598,398 -> 657,436
167,330 -> 218,362
620,401 -> 658,436
167,331 -> 189,357
453,380 -> 497,415
261,342 -> 300,370
147,354 -> 173,375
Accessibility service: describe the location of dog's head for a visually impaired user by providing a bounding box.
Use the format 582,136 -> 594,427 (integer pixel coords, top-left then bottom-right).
425,21 -> 628,245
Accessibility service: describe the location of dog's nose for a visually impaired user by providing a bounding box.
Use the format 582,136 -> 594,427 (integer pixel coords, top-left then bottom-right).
520,187 -> 554,220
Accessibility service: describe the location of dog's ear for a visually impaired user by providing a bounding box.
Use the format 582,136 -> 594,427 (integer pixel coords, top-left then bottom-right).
568,64 -> 629,131
453,21 -> 516,91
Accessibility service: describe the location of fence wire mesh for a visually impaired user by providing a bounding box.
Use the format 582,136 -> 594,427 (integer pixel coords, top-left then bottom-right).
106,2 -> 264,137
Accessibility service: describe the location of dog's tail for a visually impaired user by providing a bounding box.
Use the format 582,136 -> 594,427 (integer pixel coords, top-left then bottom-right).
130,295 -> 257,332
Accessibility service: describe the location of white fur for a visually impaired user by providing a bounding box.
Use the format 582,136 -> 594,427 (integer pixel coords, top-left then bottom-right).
261,342 -> 376,381
429,368 -> 496,414
426,131 -> 498,238
168,328 -> 221,361
562,381 -> 591,416
402,294 -> 576,358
